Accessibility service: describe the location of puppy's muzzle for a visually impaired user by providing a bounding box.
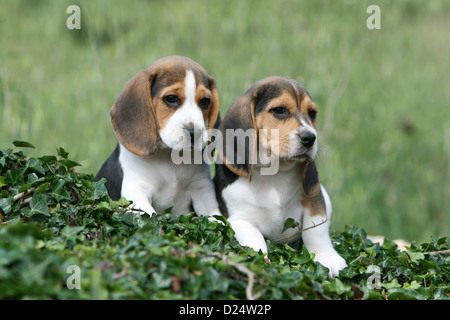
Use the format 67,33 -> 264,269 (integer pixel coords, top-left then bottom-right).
185,127 -> 203,147
299,132 -> 316,148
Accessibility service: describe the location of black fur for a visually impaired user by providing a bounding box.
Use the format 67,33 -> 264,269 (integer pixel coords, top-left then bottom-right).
213,162 -> 239,217
95,144 -> 123,200
253,84 -> 282,115
302,161 -> 319,197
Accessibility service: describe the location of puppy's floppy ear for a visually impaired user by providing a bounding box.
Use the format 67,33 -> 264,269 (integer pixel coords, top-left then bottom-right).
218,91 -> 258,181
301,160 -> 321,197
207,77 -> 220,130
110,68 -> 159,157
301,160 -> 327,216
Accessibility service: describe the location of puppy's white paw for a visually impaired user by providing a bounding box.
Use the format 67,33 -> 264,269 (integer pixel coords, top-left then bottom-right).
314,252 -> 347,278
207,215 -> 224,225
126,201 -> 156,217
134,207 -> 156,216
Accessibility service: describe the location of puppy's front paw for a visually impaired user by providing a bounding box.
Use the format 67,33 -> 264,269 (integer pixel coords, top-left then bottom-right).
314,252 -> 347,278
207,215 -> 225,225
130,204 -> 156,217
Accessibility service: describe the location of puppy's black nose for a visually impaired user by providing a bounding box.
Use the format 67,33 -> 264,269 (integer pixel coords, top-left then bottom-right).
186,127 -> 196,145
186,127 -> 203,146
299,132 -> 316,148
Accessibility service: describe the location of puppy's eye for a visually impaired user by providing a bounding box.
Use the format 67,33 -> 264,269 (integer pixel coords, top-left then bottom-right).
270,106 -> 289,119
199,98 -> 210,110
163,95 -> 181,108
308,109 -> 317,120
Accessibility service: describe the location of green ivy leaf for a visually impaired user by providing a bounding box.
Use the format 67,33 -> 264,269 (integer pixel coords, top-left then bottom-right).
381,278 -> 402,290
25,158 -> 46,175
60,159 -> 82,168
56,147 -> 69,159
0,197 -> 13,214
407,251 -> 425,263
61,225 -> 85,241
5,167 -> 26,186
51,179 -> 67,199
23,194 -> 50,217
12,140 -> 35,149
388,288 -> 424,300
282,218 -> 299,233
92,180 -> 107,200
18,183 -> 33,193
403,280 -> 421,290
34,182 -> 50,194
0,176 -> 7,188
38,155 -> 58,165
325,278 -> 352,296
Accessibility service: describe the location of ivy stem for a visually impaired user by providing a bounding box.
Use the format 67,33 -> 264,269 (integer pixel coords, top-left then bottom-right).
13,187 -> 36,203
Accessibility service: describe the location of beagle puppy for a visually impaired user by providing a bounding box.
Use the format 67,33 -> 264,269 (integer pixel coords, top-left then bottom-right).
214,76 -> 347,277
96,56 -> 221,218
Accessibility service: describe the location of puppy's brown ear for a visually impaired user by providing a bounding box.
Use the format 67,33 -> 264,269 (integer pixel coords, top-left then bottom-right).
218,91 -> 258,181
110,69 -> 159,157
301,160 -> 321,197
301,160 -> 327,216
207,77 -> 220,130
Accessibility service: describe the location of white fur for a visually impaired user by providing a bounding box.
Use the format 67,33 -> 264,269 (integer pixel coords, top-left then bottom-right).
120,144 -> 220,217
223,161 -> 347,277
159,70 -> 208,150
119,70 -> 220,218
287,119 -> 318,159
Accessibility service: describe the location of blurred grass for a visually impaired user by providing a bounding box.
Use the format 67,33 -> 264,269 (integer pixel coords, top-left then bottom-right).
1,0 -> 449,242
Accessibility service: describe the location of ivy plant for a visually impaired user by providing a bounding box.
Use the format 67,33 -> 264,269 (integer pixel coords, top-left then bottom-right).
0,141 -> 449,300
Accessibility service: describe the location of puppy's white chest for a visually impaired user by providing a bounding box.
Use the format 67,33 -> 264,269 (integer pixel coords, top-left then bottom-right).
223,168 -> 305,242
119,145 -> 202,213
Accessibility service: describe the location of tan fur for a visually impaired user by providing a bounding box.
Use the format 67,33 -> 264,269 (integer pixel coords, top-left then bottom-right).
217,92 -> 258,181
110,70 -> 159,157
300,161 -> 325,217
302,196 -> 327,217
153,83 -> 184,132
220,75 -> 325,214
300,96 -> 318,129
200,81 -> 220,130
255,92 -> 301,158
110,56 -> 219,157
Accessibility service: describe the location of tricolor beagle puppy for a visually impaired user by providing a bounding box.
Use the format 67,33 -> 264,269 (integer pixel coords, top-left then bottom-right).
96,56 -> 221,218
214,76 -> 347,277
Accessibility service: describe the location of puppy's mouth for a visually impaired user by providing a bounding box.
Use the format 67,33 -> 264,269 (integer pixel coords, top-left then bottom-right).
287,147 -> 315,161
170,130 -> 207,151
170,140 -> 205,151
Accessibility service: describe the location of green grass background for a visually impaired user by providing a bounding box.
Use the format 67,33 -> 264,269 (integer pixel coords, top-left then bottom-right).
1,0 -> 449,242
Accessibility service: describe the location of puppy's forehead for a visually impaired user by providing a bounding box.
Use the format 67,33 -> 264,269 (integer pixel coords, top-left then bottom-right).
252,76 -> 311,114
150,56 -> 211,97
